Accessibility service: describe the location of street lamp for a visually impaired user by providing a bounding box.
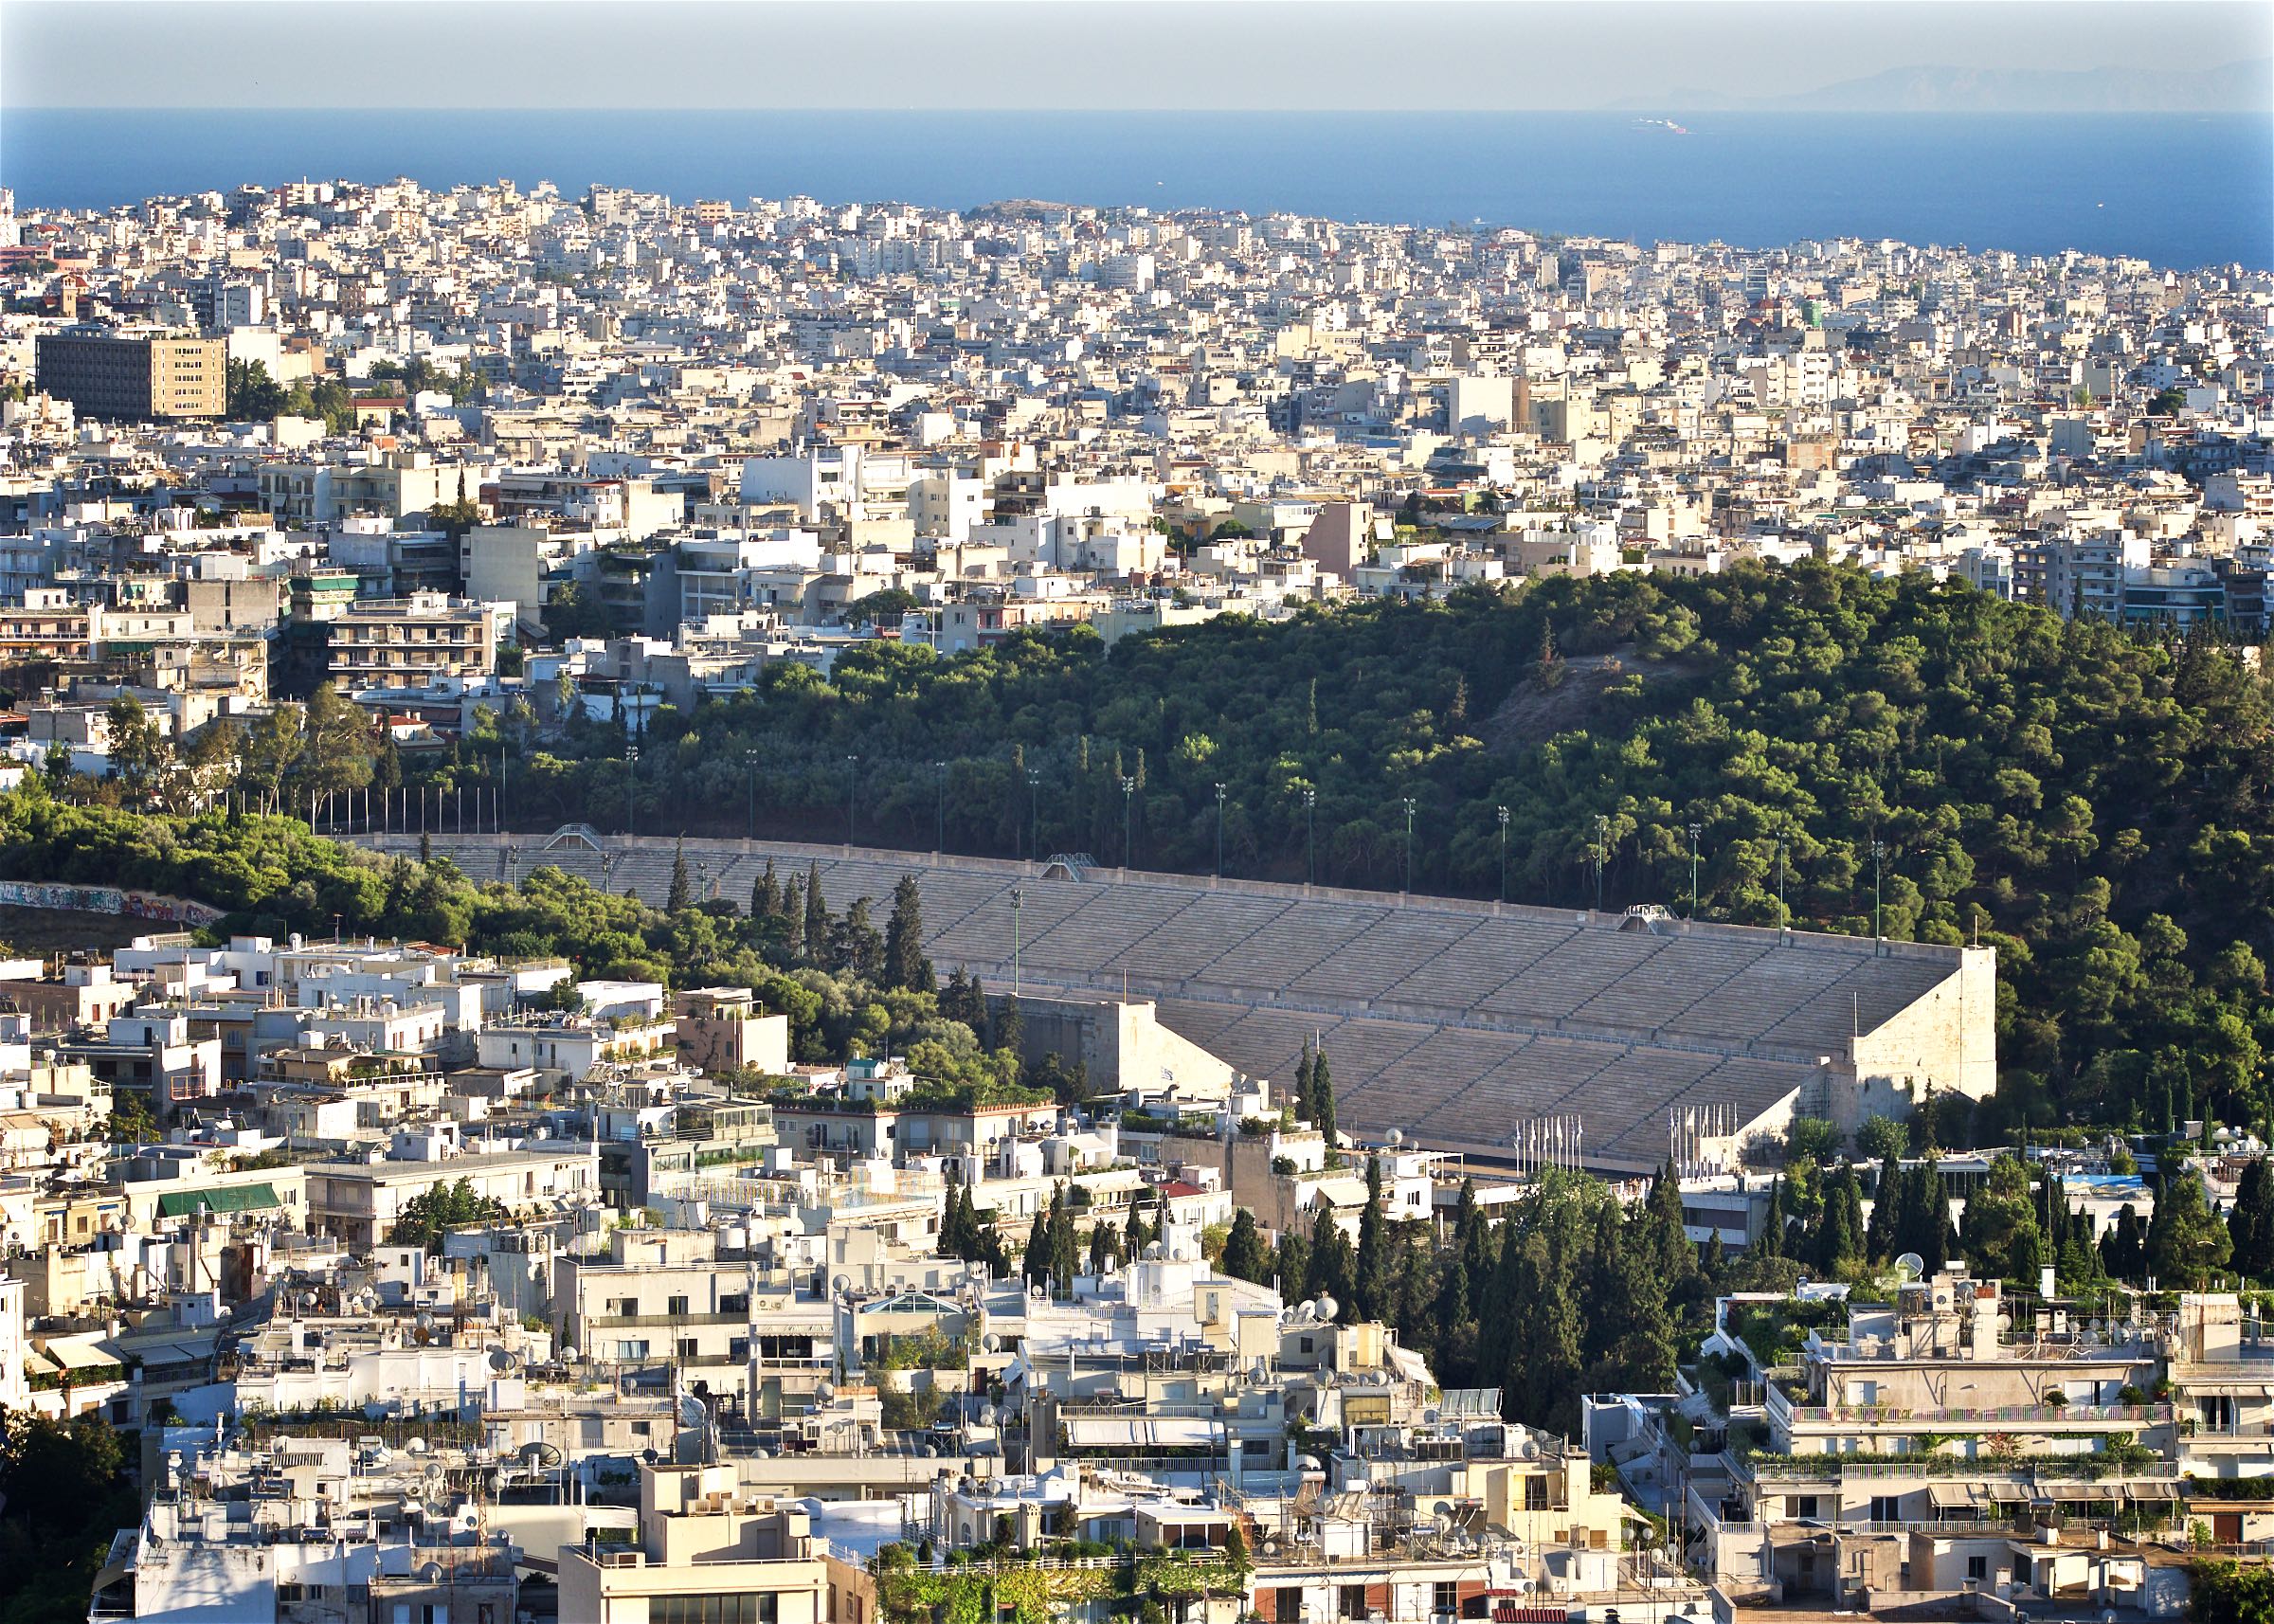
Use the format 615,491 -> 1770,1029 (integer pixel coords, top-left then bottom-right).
1119,775 -> 1137,872
1009,886 -> 1024,997
1214,783 -> 1227,879
1401,797 -> 1417,894
1687,822 -> 1703,920
1496,804 -> 1509,905
934,760 -> 948,855
844,754 -> 859,848
1302,787 -> 1317,888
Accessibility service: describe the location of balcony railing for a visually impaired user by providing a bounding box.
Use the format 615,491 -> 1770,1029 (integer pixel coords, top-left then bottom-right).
1779,1399 -> 2173,1427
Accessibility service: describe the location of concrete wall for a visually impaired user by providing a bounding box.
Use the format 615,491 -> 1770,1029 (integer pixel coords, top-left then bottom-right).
1847,944 -> 1999,1132
1002,993 -> 1236,1101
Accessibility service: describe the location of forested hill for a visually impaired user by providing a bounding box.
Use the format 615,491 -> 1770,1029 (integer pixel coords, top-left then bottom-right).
497,562 -> 2272,1142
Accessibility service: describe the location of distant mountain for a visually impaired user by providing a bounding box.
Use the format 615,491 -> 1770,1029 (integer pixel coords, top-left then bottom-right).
1620,59 -> 2273,114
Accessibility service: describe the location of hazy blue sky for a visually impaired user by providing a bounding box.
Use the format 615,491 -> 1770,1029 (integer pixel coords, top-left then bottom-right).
5,1 -> 2268,111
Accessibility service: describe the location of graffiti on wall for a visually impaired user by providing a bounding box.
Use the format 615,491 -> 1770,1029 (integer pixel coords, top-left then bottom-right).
0,878 -> 226,928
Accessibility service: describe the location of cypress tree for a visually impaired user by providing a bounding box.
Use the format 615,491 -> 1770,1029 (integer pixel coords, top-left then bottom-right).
885,874 -> 933,992
1222,1208 -> 1269,1282
1023,1203 -> 1052,1290
666,837 -> 693,913
781,871 -> 805,959
803,860 -> 830,961
1047,1184 -> 1078,1297
1760,1177 -> 1786,1257
1311,1046 -> 1337,1145
1355,1154 -> 1389,1320
1303,1200 -> 1357,1314
751,859 -> 779,922
2234,1159 -> 2274,1282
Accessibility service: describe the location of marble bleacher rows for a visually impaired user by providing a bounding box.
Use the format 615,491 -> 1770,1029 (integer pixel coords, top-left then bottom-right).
418,837 -> 1962,1160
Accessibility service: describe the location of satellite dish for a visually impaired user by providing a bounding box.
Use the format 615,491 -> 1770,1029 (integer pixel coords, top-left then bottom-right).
981,1333 -> 1001,1353
816,1381 -> 836,1406
1387,1128 -> 1403,1147
1894,1253 -> 1926,1281
487,1349 -> 515,1374
833,1275 -> 852,1295
1314,1295 -> 1338,1321
520,1440 -> 563,1468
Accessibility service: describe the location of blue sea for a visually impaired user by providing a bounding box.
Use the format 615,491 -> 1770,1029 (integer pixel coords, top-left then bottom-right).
4,109 -> 2269,270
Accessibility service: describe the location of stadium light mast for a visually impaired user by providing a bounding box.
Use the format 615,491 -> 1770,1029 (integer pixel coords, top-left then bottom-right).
1120,774 -> 1137,872
934,760 -> 948,854
745,749 -> 761,842
1596,813 -> 1608,913
1687,821 -> 1703,920
1009,886 -> 1024,997
845,754 -> 859,848
624,742 -> 639,837
1302,787 -> 1317,888
1872,838 -> 1886,947
1777,839 -> 1788,920
1214,783 -> 1227,879
1496,804 -> 1509,905
1401,797 -> 1417,895
1026,767 -> 1041,861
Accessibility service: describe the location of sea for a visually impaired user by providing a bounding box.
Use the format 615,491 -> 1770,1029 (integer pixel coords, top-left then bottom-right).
4,108 -> 2269,270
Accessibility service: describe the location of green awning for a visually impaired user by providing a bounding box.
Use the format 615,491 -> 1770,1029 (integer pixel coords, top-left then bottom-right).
156,1182 -> 281,1219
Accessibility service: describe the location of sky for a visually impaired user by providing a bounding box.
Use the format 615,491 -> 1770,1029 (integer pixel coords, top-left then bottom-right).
3,0 -> 2268,112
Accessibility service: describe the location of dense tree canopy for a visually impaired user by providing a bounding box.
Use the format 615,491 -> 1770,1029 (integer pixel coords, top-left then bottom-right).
484,565 -> 2270,1137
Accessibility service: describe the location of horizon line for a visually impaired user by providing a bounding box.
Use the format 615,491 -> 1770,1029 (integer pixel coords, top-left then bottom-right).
9,102 -> 2270,116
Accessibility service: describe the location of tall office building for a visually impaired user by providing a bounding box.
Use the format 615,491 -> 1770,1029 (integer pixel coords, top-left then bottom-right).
35,326 -> 226,421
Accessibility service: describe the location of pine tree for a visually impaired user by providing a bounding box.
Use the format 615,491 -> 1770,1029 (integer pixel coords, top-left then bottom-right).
666,837 -> 693,913
1222,1208 -> 1269,1283
885,874 -> 933,993
803,861 -> 830,961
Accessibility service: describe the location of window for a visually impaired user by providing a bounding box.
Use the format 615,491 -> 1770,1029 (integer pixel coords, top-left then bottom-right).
652,1597 -> 778,1624
1435,1582 -> 1458,1616
1967,1557 -> 1988,1581
1276,1591 -> 1303,1624
1340,1586 -> 1368,1618
1525,1476 -> 1548,1510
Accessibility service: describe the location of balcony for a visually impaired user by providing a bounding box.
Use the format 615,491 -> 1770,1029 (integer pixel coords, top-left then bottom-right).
1770,1383 -> 2173,1434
